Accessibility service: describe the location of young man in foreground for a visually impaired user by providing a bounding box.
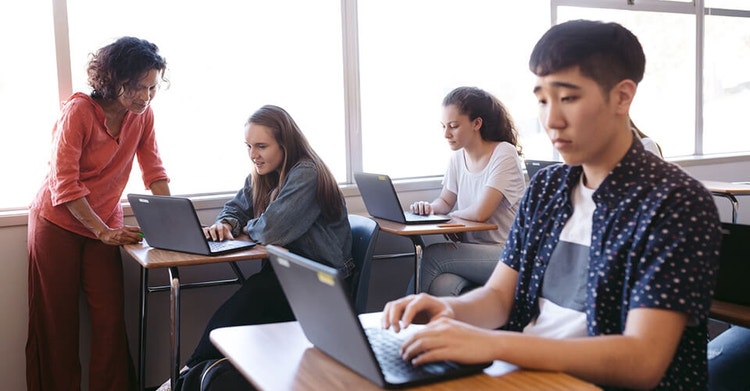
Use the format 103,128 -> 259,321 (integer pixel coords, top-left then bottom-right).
382,19 -> 721,390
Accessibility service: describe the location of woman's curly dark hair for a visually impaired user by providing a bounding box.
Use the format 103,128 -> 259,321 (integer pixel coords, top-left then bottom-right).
87,37 -> 168,100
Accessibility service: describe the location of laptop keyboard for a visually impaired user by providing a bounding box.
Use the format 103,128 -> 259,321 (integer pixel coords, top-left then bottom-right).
364,327 -> 454,378
404,212 -> 450,223
207,240 -> 253,253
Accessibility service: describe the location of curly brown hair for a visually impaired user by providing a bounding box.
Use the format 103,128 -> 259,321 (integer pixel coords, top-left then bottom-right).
87,37 -> 168,100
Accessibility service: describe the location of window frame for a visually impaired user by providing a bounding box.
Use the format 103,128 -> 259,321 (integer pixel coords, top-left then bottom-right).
2,0 -> 750,213
552,0 -> 750,155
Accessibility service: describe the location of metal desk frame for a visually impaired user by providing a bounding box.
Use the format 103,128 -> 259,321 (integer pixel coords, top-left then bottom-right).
123,241 -> 266,391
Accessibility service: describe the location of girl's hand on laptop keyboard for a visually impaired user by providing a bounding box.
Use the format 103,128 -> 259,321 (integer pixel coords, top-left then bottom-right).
410,201 -> 433,215
203,222 -> 234,241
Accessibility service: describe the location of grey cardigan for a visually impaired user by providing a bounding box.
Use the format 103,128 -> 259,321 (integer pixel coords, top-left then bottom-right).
217,160 -> 353,276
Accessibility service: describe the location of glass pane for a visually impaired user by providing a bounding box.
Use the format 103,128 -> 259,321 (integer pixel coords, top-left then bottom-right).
706,0 -> 750,11
557,7 -> 696,157
358,0 -> 552,178
0,1 -> 58,210
703,14 -> 750,155
66,0 -> 345,198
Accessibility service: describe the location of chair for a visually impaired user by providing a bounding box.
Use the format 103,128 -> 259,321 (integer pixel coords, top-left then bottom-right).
348,214 -> 380,314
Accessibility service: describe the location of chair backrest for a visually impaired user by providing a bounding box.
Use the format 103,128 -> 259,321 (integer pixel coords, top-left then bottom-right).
348,214 -> 380,314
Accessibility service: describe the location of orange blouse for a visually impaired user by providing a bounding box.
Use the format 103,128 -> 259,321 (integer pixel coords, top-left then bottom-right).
31,92 -> 169,238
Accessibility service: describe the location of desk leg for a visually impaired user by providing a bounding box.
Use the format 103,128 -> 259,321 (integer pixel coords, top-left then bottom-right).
411,237 -> 425,294
414,244 -> 423,294
138,267 -> 148,391
712,192 -> 740,224
168,267 -> 181,390
729,195 -> 739,224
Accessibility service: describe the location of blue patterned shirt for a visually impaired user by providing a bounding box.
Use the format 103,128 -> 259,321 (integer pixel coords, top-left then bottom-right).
501,139 -> 721,390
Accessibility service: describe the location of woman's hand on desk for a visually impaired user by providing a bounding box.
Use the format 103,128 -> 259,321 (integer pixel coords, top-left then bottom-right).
100,225 -> 143,246
203,222 -> 234,241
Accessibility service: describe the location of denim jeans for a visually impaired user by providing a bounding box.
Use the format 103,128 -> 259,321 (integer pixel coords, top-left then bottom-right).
407,241 -> 503,296
708,325 -> 750,390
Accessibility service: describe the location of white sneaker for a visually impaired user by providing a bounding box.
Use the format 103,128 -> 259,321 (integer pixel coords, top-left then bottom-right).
155,366 -> 189,391
155,378 -> 171,391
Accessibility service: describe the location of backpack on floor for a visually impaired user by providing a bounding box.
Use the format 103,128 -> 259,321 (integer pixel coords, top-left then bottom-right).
176,358 -> 255,391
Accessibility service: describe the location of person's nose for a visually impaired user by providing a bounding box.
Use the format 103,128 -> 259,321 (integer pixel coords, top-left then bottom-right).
541,102 -> 565,131
145,88 -> 155,102
138,87 -> 152,103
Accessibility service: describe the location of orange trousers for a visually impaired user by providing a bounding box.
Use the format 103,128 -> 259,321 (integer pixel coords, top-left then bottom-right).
26,210 -> 135,390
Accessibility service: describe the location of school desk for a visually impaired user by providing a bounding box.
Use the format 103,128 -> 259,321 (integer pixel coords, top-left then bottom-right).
122,239 -> 266,391
368,217 -> 498,294
210,312 -> 600,390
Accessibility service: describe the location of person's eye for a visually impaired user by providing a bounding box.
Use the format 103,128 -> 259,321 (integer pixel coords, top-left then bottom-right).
537,98 -> 547,105
561,96 -> 578,103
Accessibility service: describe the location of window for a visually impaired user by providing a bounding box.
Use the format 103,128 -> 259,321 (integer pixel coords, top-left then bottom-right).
703,12 -> 750,155
556,6 -> 696,157
357,0 -> 551,177
0,2 -> 58,210
65,0 -> 346,200
553,0 -> 750,158
706,0 -> 750,11
2,1 -> 750,211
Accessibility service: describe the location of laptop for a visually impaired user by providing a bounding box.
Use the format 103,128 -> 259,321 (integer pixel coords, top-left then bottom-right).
266,245 -> 491,388
354,172 -> 450,224
524,159 -> 562,181
713,222 -> 750,306
127,194 -> 256,256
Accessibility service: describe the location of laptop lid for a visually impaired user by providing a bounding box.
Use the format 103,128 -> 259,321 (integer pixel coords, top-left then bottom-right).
267,245 -> 386,385
354,172 -> 449,224
267,245 -> 489,388
524,160 -> 562,182
127,194 -> 255,256
714,222 -> 750,306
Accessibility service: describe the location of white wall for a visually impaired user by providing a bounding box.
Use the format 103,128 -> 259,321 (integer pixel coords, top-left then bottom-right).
1,158 -> 749,390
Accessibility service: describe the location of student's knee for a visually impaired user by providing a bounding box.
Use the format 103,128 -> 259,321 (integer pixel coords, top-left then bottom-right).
428,273 -> 475,297
708,326 -> 750,390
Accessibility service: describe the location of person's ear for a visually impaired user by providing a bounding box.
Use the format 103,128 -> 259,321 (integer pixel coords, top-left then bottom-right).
612,79 -> 637,116
473,117 -> 483,132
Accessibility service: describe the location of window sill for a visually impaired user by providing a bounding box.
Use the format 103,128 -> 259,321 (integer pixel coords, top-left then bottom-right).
2,153 -> 748,228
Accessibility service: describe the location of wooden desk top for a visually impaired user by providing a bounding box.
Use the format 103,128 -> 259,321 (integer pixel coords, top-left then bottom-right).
370,216 -> 498,237
711,299 -> 750,328
122,239 -> 267,268
701,180 -> 750,195
211,313 -> 599,391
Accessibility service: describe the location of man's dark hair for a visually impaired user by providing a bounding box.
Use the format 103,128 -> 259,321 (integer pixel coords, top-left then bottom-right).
529,19 -> 645,92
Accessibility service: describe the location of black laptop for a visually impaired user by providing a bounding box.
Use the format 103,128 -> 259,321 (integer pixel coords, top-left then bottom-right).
266,245 -> 491,388
713,222 -> 750,306
354,172 -> 450,224
524,159 -> 562,182
127,194 -> 256,256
